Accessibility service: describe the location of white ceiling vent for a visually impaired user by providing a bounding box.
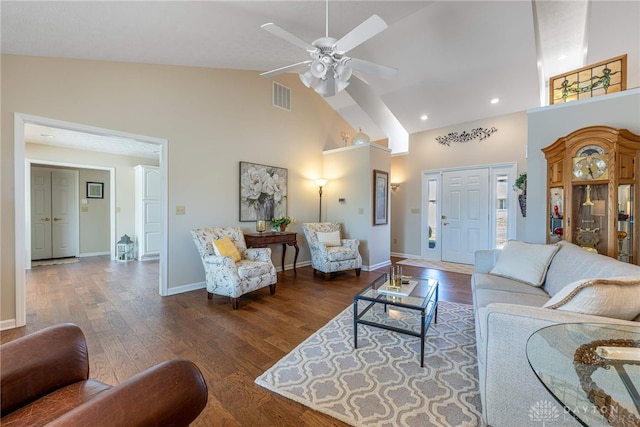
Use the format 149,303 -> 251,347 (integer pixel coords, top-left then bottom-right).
272,82 -> 291,111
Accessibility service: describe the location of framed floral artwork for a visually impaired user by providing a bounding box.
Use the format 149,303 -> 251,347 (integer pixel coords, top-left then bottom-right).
373,169 -> 388,225
239,161 -> 288,222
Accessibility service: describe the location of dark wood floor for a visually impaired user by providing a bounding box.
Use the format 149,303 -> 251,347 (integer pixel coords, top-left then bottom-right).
1,256 -> 472,426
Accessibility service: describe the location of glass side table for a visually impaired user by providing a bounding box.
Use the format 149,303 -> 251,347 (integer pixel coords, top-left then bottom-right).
527,323 -> 640,427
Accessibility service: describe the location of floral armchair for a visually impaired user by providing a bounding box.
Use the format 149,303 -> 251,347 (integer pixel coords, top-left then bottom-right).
191,227 -> 277,309
301,222 -> 362,280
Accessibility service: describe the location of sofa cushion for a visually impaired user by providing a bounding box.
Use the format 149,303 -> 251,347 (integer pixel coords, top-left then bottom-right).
236,260 -> 274,279
489,240 -> 559,287
316,231 -> 341,246
326,246 -> 358,262
543,277 -> 640,320
212,237 -> 241,262
473,273 -> 551,297
545,241 -> 640,296
474,288 -> 550,310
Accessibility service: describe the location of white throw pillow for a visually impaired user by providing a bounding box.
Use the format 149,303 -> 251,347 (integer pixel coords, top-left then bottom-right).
490,240 -> 560,287
543,277 -> 640,320
316,230 -> 341,246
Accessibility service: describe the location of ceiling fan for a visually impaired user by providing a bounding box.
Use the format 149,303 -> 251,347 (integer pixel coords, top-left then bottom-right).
259,1 -> 398,97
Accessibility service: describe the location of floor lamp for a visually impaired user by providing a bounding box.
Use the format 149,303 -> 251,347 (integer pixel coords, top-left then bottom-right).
315,179 -> 327,222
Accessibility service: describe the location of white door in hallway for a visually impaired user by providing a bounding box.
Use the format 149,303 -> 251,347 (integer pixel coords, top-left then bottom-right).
31,167 -> 79,260
441,168 -> 489,264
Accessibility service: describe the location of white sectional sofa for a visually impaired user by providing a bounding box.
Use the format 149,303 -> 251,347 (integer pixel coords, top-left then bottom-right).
472,240 -> 640,427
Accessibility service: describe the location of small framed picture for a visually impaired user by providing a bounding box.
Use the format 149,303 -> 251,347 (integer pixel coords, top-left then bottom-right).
87,182 -> 104,199
373,169 -> 388,225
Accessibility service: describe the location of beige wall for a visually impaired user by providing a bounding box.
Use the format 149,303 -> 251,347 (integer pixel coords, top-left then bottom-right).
1,55 -> 354,324
390,112 -> 528,257
27,143 -> 160,255
323,143 -> 391,269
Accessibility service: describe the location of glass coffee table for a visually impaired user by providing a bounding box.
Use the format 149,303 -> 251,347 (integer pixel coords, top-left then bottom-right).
527,323 -> 640,427
353,273 -> 438,367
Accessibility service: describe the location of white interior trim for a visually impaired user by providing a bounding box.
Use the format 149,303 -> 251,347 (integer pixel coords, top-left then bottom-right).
13,113 -> 170,327
420,162 -> 517,261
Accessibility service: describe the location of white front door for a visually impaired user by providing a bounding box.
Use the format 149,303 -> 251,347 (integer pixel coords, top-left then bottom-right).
31,167 -> 79,260
441,168 -> 489,264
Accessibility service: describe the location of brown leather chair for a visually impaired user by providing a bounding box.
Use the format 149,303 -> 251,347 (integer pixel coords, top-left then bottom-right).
1,323 -> 208,426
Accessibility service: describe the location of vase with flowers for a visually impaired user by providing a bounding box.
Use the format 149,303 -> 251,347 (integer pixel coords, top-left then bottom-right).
271,215 -> 294,232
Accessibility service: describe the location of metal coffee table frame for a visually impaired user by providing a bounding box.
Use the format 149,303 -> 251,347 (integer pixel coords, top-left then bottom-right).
353,273 -> 438,367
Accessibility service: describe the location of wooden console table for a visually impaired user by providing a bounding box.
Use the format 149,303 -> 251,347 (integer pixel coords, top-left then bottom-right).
244,232 -> 299,274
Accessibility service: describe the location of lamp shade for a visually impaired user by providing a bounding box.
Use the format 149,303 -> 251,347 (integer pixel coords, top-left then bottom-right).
314,79 -> 329,95
315,178 -> 328,187
310,60 -> 327,79
299,70 -> 315,88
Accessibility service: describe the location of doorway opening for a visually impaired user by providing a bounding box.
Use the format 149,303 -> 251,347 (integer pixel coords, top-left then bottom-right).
422,163 -> 517,263
30,166 -> 80,261
14,113 -> 169,328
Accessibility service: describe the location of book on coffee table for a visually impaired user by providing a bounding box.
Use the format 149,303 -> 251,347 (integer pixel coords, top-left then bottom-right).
377,280 -> 418,297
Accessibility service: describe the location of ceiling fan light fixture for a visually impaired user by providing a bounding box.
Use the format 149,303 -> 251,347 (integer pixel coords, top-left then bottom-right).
300,70 -> 315,88
310,59 -> 327,78
260,7 -> 394,98
314,78 -> 329,95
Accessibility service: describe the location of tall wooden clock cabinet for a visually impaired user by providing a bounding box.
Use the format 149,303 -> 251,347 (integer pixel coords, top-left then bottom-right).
542,126 -> 640,264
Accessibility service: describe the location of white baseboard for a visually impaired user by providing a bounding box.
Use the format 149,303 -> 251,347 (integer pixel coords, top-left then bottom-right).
166,281 -> 206,296
366,259 -> 392,271
390,252 -> 421,259
0,318 -> 17,331
78,251 -> 110,257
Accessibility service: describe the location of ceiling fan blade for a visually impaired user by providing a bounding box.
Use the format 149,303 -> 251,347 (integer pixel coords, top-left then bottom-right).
261,23 -> 317,52
333,15 -> 388,54
348,58 -> 398,80
260,61 -> 311,78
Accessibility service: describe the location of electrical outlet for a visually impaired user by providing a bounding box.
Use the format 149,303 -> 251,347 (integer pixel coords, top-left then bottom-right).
81,206 -> 89,213
176,206 -> 186,215
411,208 -> 420,214
358,208 -> 365,214
393,238 -> 397,244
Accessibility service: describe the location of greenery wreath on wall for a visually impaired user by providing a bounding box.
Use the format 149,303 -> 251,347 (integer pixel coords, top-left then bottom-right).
513,172 -> 527,217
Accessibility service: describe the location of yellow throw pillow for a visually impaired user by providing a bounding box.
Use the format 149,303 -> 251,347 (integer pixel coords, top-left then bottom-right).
212,236 -> 241,262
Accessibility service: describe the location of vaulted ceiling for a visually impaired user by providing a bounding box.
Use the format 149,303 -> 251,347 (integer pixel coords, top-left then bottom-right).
3,1 -> 639,154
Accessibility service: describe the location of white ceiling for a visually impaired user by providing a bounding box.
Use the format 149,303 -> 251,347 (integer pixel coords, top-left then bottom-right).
2,1 -> 639,156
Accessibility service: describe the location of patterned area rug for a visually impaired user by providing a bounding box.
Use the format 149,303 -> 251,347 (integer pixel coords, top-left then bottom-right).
397,258 -> 474,275
256,301 -> 481,426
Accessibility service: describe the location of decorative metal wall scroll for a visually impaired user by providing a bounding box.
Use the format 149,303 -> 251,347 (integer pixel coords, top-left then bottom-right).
436,127 -> 498,146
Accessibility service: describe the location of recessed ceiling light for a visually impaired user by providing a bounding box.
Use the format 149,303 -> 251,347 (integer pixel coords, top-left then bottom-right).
420,114 -> 428,121
490,98 -> 500,104
40,134 -> 55,138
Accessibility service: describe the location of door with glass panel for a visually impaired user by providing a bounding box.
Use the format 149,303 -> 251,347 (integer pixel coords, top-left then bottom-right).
422,173 -> 441,259
422,164 -> 516,263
